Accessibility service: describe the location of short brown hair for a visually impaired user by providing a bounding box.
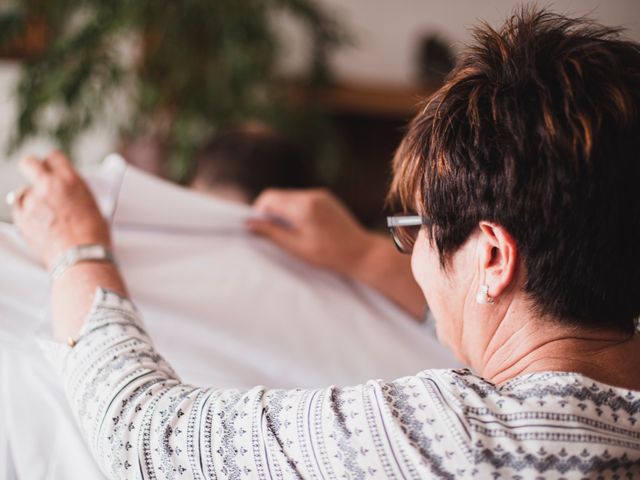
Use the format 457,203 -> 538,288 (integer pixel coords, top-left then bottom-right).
389,8 -> 640,333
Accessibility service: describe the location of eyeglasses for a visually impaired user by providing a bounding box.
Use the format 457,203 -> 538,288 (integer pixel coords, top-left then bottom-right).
386,215 -> 430,254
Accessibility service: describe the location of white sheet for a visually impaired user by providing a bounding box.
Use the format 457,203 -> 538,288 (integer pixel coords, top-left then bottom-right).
0,156 -> 458,479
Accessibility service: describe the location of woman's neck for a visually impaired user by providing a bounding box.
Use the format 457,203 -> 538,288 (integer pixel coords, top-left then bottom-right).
471,300 -> 640,389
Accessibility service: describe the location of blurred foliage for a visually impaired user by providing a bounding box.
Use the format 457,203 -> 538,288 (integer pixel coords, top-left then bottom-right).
0,0 -> 348,179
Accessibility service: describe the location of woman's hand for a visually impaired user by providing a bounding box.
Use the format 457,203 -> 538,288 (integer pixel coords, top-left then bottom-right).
248,188 -> 377,278
10,151 -> 111,270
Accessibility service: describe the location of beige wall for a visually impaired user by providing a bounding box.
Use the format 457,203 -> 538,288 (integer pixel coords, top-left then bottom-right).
279,0 -> 640,85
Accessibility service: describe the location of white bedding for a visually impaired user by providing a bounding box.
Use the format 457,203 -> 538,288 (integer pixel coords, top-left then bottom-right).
0,156 -> 458,479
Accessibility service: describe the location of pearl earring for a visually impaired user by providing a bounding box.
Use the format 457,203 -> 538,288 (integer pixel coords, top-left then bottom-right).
476,284 -> 494,305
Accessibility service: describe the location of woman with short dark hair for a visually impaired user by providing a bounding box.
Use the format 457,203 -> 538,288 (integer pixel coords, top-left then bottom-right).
9,8 -> 640,479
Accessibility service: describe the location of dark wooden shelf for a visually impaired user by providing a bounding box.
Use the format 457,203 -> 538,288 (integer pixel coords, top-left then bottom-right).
287,80 -> 435,119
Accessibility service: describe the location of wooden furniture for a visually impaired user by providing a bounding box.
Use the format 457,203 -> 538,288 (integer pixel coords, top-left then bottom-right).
0,16 -> 47,59
293,81 -> 435,227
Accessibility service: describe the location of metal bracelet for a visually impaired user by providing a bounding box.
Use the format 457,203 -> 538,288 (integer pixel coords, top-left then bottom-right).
49,244 -> 116,282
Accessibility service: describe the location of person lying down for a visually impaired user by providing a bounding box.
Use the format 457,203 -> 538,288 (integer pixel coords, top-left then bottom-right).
7,9 -> 640,479
189,120 -> 428,320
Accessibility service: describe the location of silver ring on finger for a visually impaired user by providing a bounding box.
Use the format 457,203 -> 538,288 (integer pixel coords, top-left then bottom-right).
6,186 -> 29,209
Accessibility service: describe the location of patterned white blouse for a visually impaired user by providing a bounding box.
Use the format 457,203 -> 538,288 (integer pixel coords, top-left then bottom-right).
50,289 -> 640,479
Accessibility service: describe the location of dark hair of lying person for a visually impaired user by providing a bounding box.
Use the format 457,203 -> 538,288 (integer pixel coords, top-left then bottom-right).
190,124 -> 315,203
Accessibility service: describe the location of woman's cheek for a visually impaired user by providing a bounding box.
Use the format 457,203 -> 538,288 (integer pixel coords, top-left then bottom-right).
411,231 -> 458,349
410,231 -> 431,298
411,231 -> 446,313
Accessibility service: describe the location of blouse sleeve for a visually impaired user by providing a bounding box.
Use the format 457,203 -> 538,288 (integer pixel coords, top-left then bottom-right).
48,288 -> 455,480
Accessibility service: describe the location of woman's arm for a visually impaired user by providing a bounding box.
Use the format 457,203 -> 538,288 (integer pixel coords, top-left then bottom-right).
50,262 -> 126,340
58,287 -> 438,479
10,152 -> 440,479
248,188 -> 427,320
11,152 -> 127,341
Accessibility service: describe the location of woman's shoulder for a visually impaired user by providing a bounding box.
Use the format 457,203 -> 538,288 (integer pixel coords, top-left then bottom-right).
415,368 -> 640,406
407,368 -> 640,476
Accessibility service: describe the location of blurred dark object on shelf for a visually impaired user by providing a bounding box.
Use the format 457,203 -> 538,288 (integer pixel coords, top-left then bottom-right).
416,34 -> 455,86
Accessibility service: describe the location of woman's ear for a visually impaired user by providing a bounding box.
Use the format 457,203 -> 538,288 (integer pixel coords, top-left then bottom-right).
476,222 -> 518,299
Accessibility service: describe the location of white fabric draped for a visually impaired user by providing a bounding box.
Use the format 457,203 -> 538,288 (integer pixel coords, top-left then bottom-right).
0,156 -> 458,479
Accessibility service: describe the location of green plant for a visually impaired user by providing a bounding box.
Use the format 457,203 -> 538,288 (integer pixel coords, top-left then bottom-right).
0,0 -> 347,178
